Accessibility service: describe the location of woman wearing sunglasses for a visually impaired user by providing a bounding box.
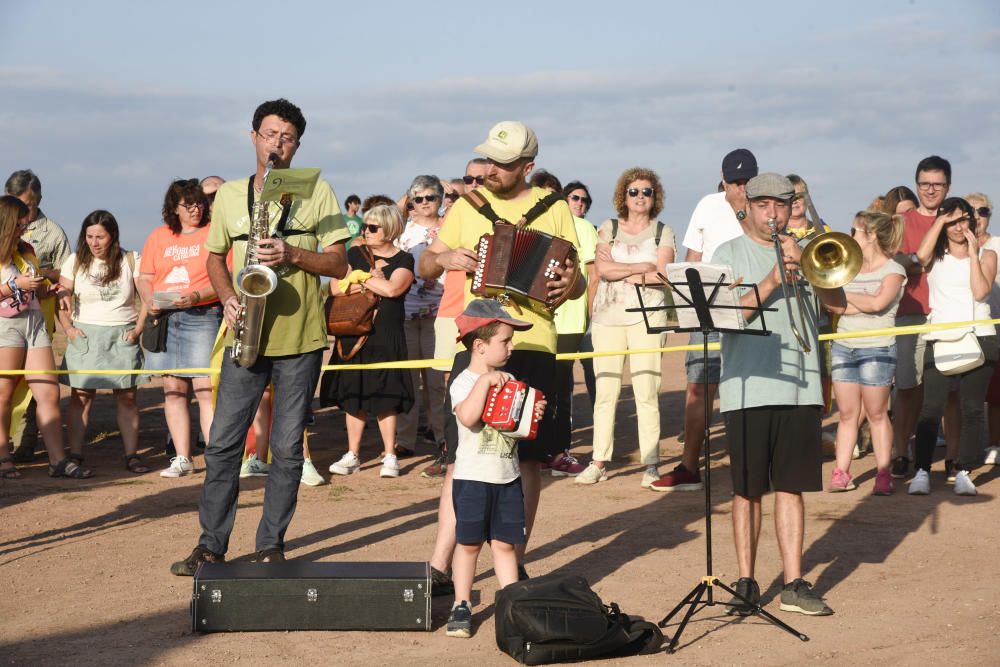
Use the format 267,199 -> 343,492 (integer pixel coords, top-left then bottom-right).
576,168 -> 675,488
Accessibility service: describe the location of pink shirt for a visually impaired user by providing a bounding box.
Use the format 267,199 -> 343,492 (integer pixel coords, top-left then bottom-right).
897,210 -> 935,316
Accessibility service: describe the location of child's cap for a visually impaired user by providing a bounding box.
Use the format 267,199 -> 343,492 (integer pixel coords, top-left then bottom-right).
455,299 -> 533,342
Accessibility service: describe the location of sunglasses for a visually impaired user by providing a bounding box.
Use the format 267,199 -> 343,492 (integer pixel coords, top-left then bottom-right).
411,195 -> 439,204
463,175 -> 485,186
569,194 -> 592,205
627,187 -> 654,198
444,193 -> 460,201
363,223 -> 382,233
977,206 -> 992,218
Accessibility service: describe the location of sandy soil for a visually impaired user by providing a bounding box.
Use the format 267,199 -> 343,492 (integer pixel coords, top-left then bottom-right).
2,331 -> 999,666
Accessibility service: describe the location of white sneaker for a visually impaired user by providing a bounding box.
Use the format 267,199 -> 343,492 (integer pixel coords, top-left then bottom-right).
574,462 -> 607,485
329,452 -> 361,475
380,454 -> 400,478
300,458 -> 327,486
908,469 -> 930,495
852,443 -> 862,460
240,454 -> 269,478
640,466 -> 660,488
160,456 -> 193,478
954,470 -> 977,496
985,446 -> 1000,466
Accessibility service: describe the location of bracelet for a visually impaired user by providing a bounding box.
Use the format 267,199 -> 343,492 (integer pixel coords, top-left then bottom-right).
191,290 -> 200,303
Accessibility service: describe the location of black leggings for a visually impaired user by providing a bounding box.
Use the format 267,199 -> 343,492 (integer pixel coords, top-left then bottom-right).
914,335 -> 998,472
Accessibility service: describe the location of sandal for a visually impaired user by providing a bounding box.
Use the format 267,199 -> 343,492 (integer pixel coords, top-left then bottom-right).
0,456 -> 21,480
125,454 -> 149,474
49,457 -> 94,479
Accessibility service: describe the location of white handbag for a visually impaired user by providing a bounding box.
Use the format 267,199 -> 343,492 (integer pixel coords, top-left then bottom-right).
933,328 -> 984,375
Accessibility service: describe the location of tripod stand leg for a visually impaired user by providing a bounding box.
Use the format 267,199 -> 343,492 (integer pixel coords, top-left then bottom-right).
712,580 -> 809,642
665,583 -> 708,653
658,581 -> 703,627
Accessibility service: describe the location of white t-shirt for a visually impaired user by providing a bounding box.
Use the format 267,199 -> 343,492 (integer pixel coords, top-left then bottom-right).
450,369 -> 520,484
61,252 -> 140,325
681,191 -> 744,262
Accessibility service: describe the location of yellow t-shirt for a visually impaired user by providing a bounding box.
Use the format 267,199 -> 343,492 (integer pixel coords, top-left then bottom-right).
438,187 -> 580,353
206,177 -> 349,356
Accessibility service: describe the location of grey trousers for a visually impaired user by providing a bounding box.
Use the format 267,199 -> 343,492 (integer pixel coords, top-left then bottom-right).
197,347 -> 323,554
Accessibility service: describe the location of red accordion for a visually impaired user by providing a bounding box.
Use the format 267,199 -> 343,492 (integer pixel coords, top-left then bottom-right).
481,379 -> 544,440
471,223 -> 577,312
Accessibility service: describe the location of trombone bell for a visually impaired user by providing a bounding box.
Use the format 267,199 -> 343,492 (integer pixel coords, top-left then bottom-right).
800,232 -> 862,289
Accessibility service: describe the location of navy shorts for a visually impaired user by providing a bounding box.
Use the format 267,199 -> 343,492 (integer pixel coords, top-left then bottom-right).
452,477 -> 526,546
724,405 -> 823,497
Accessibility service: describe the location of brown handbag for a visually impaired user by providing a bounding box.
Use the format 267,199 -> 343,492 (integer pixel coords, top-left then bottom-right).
324,246 -> 380,360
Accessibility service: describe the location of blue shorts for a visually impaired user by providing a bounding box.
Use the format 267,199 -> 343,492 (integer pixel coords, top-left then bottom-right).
830,342 -> 896,387
685,331 -> 721,384
452,478 -> 526,546
143,304 -> 222,378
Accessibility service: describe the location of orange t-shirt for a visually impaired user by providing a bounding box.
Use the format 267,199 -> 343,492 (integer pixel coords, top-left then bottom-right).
139,225 -> 216,306
437,269 -> 467,317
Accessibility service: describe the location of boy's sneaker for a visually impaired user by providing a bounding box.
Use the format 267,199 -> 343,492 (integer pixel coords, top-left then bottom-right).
380,454 -> 400,478
649,463 -> 703,492
779,579 -> 833,616
873,469 -> 893,496
725,577 -> 760,616
944,459 -> 957,484
240,454 -> 269,478
421,450 -> 448,478
300,458 -> 327,486
549,452 -> 586,477
908,469 -> 930,495
954,470 -> 977,496
640,466 -> 660,488
329,452 -> 361,475
574,463 -> 607,485
985,445 -> 1000,466
890,456 -> 910,479
446,601 -> 472,638
430,566 -> 454,596
160,456 -> 193,478
828,467 -> 856,492
170,545 -> 224,576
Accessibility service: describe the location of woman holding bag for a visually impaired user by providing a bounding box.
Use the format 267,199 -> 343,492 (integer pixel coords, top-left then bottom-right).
911,197 -> 997,496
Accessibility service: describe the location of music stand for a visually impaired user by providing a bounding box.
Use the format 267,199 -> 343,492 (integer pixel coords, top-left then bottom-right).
627,266 -> 809,652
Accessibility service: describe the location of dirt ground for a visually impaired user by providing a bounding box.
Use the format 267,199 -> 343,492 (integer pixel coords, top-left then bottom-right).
2,331 -> 999,666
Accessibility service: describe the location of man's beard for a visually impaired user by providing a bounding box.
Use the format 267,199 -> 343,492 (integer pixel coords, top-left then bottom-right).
486,175 -> 519,198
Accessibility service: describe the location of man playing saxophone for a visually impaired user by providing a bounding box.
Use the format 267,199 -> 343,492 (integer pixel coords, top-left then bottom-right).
171,98 -> 350,575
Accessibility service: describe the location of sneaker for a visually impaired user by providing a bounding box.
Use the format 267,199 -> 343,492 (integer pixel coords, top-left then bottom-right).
574,462 -> 607,485
160,456 -> 193,478
421,451 -> 448,478
549,452 -> 587,477
954,470 -> 977,496
828,468 -> 856,492
394,444 -> 415,458
170,545 -> 224,576
640,466 -> 660,488
891,456 -> 910,480
431,566 -> 454,597
779,579 -> 833,616
329,451 -> 361,475
300,458 -> 327,486
985,445 -> 1000,466
253,548 -> 285,563
446,601 -> 472,638
240,454 -> 269,478
649,463 -> 703,492
852,443 -> 862,460
908,468 -> 930,495
380,454 -> 400,478
873,469 -> 893,496
725,577 -> 760,616
944,459 -> 957,484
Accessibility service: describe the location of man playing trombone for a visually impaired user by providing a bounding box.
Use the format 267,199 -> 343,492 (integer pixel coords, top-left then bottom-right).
711,173 -> 846,616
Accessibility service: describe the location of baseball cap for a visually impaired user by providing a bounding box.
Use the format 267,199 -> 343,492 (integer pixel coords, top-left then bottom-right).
746,173 -> 796,201
455,299 -> 533,342
473,121 -> 539,164
721,148 -> 758,183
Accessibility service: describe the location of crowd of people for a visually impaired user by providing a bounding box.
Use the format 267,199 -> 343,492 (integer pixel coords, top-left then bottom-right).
1,97 -> 997,637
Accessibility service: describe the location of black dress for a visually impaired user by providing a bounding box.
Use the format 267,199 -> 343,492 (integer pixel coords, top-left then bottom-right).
320,246 -> 415,415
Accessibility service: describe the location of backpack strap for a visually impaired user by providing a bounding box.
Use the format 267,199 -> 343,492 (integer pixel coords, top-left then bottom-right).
655,221 -> 664,247
610,218 -> 619,242
126,251 -> 136,273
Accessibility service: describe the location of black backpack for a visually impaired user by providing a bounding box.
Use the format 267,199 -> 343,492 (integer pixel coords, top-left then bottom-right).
494,573 -> 663,665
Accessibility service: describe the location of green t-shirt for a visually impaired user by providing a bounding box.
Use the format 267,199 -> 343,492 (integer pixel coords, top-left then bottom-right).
712,234 -> 823,412
206,177 -> 349,356
554,216 -> 598,335
344,214 -> 363,245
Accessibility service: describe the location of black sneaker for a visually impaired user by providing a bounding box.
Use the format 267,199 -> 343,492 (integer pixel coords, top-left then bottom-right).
944,459 -> 957,484
431,566 -> 454,597
779,579 -> 833,616
725,577 -> 760,616
446,600 -> 472,638
170,545 -> 224,576
253,548 -> 285,564
890,456 -> 909,479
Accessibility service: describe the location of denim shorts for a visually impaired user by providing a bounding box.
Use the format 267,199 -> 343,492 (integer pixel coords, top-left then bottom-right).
685,331 -> 721,384
452,477 -> 526,546
143,304 -> 222,377
830,342 -> 896,387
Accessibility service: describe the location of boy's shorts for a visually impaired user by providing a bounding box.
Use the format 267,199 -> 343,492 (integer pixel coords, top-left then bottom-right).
452,477 -> 526,545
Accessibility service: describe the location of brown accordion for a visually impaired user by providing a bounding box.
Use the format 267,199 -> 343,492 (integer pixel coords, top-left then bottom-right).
471,223 -> 577,311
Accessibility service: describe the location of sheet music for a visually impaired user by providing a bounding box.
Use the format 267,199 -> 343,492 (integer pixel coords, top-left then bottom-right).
665,262 -> 746,330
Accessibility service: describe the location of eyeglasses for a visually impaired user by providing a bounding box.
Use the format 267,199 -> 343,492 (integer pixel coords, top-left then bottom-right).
463,175 -> 485,186
977,206 -> 992,218
568,194 -> 592,205
179,202 -> 204,212
917,181 -> 948,191
256,130 -> 297,146
850,227 -> 865,236
411,195 -> 439,204
363,224 -> 381,233
627,187 -> 654,198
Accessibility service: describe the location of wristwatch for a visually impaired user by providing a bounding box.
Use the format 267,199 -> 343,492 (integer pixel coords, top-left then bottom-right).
909,252 -> 919,266
736,210 -> 747,221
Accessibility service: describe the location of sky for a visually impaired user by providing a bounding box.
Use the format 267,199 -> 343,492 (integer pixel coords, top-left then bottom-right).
2,0 -> 999,253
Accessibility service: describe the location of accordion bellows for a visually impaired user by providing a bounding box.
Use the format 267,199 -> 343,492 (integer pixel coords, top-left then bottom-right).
471,223 -> 577,312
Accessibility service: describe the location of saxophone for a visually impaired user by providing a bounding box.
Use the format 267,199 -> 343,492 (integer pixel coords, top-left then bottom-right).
232,155 -> 279,367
